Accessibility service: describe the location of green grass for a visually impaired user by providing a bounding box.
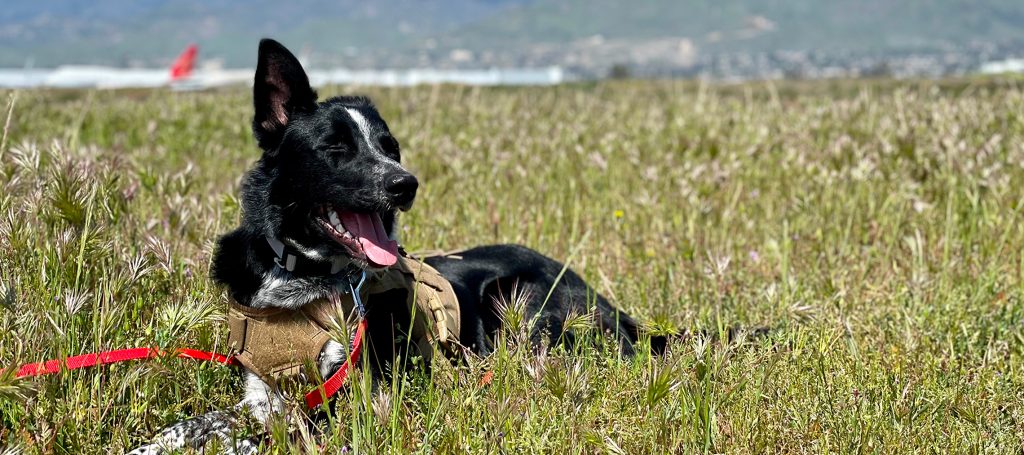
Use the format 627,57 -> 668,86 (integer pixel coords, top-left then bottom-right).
1,79 -> 1023,453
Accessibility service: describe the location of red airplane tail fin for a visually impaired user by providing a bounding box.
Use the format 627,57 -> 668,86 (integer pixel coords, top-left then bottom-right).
170,44 -> 198,81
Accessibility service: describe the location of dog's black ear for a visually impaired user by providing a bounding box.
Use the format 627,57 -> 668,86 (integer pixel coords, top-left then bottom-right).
252,38 -> 317,151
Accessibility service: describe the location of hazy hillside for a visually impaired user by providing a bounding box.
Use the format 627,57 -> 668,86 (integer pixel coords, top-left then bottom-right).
441,0 -> 1024,53
0,0 -> 525,67
1,0 -> 1022,68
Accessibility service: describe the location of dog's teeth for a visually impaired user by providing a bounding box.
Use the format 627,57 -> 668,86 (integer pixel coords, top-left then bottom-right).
328,211 -> 341,226
343,231 -> 354,239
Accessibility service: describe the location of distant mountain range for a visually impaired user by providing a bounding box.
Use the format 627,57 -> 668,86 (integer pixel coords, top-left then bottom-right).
2,0 -> 1023,72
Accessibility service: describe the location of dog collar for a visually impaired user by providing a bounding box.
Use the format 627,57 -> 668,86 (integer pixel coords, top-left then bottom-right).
265,235 -> 349,275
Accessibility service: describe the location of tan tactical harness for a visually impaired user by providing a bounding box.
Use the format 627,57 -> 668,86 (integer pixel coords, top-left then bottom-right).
226,256 -> 459,384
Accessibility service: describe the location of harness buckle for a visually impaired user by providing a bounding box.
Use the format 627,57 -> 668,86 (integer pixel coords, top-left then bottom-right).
273,254 -> 297,272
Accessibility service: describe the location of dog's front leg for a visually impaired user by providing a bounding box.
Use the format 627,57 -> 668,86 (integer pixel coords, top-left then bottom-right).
125,409 -> 258,455
239,370 -> 286,426
127,372 -> 283,455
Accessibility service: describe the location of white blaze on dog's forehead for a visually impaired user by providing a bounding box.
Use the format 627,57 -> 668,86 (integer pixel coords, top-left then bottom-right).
344,106 -> 405,176
344,107 -> 374,149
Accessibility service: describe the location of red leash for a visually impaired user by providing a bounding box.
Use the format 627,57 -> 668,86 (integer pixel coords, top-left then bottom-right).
9,319 -> 367,410
14,347 -> 236,377
304,319 -> 366,409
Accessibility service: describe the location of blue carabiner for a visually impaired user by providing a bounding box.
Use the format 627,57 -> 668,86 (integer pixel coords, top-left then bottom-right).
348,269 -> 369,318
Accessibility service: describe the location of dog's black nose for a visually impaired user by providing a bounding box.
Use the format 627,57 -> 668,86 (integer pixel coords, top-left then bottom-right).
385,172 -> 418,207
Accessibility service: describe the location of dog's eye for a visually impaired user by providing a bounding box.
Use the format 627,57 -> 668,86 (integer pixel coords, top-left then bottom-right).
379,136 -> 400,160
325,145 -> 348,154
323,145 -> 351,162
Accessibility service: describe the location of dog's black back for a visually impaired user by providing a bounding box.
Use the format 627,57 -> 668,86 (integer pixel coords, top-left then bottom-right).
427,245 -> 653,356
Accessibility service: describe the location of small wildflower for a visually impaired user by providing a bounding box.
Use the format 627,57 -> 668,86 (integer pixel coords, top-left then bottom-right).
479,370 -> 494,387
613,209 -> 624,219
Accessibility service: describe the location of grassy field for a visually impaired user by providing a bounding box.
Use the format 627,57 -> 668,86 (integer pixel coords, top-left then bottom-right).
1,79 -> 1023,453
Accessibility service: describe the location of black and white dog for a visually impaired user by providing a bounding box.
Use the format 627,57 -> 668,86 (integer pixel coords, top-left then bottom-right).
129,39 -> 657,454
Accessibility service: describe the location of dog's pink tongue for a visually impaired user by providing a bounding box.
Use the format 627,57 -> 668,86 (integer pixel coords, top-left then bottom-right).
339,212 -> 398,267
